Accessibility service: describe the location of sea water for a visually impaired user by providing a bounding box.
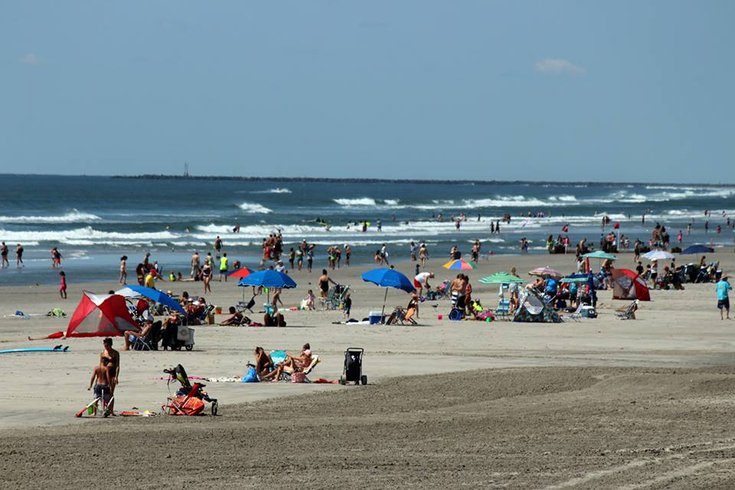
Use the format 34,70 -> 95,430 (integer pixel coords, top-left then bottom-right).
0,174 -> 733,285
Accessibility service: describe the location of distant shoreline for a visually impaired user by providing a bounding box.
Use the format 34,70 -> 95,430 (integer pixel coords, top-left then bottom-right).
0,173 -> 732,186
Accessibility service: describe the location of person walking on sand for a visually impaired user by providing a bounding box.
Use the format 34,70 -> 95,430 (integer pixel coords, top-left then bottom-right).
1,242 -> 8,268
219,253 -> 229,282
16,243 -> 24,267
59,271 -> 67,299
190,250 -> 201,279
716,275 -> 732,320
119,256 -> 128,284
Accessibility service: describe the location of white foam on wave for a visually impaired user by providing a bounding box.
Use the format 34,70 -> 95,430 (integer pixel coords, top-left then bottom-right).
0,226 -> 178,244
334,198 -> 377,207
252,188 -> 292,194
238,202 -> 273,214
0,210 -> 102,224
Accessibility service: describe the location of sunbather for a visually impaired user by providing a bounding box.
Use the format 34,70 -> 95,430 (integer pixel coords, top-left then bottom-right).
262,343 -> 313,381
122,321 -> 153,351
219,306 -> 244,326
253,346 -> 273,378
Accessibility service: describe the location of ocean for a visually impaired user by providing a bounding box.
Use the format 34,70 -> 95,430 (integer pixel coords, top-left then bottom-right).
0,174 -> 733,286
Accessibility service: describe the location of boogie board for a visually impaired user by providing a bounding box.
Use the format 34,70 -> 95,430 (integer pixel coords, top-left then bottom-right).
0,345 -> 70,354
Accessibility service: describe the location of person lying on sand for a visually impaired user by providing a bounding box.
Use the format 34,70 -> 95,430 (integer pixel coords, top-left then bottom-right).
219,306 -> 244,326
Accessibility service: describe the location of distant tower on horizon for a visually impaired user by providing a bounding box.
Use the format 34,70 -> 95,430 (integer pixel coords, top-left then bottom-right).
184,162 -> 189,178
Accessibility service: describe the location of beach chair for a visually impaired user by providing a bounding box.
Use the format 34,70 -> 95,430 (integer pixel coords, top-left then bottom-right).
565,303 -> 584,322
131,321 -> 162,351
615,300 -> 639,320
494,299 -> 511,320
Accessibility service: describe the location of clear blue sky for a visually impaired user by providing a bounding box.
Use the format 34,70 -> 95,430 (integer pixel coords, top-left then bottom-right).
2,1 -> 733,183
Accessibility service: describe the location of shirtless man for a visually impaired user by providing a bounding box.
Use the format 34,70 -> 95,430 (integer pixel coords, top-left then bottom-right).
88,357 -> 113,413
0,242 -> 8,268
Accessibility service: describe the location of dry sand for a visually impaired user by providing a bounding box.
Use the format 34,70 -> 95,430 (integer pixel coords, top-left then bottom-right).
1,251 -> 734,488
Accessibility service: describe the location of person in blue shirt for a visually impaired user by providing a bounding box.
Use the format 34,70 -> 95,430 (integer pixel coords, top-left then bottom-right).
716,276 -> 732,320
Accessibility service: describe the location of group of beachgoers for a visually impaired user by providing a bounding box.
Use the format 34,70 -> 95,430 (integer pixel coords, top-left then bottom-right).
0,241 -> 24,268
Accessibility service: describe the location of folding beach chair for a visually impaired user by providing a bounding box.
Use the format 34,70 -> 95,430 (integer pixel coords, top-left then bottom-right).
494,299 -> 511,320
615,300 -> 639,320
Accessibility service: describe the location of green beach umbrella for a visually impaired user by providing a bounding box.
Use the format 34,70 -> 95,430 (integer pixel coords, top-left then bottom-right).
479,272 -> 524,285
583,251 -> 617,260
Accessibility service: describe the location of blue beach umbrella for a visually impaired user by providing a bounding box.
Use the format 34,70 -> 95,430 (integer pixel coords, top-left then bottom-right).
361,268 -> 415,318
238,269 -> 297,289
117,285 -> 185,314
681,244 -> 714,255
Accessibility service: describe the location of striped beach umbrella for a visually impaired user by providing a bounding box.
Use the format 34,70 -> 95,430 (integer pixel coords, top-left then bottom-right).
442,259 -> 477,270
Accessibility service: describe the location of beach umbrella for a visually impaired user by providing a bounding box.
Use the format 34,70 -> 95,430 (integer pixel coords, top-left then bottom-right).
479,272 -> 524,285
529,266 -> 562,278
116,285 -> 185,314
442,259 -> 477,270
681,244 -> 714,255
361,268 -> 415,318
643,250 -> 675,261
238,270 -> 297,289
228,266 -> 254,279
583,251 -> 617,261
560,274 -> 591,284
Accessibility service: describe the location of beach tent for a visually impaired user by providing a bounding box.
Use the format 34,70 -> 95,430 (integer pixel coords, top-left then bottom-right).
611,269 -> 650,301
513,289 -> 562,323
66,292 -> 139,338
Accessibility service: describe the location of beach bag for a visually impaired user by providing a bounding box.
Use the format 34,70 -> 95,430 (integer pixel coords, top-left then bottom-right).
291,371 -> 307,383
242,366 -> 259,383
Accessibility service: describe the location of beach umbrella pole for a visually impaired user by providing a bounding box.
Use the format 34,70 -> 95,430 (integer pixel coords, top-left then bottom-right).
381,288 -> 388,319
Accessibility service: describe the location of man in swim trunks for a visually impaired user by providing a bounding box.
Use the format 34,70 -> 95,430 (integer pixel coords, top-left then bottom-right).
413,271 -> 434,296
88,357 -> 113,411
318,269 -> 336,301
0,242 -> 8,268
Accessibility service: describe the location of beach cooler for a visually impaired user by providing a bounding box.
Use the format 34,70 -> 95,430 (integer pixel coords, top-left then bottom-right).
368,311 -> 383,325
580,306 -> 597,318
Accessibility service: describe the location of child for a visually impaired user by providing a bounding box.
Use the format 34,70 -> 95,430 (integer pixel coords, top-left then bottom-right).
343,293 -> 352,318
59,271 -> 67,299
305,289 -> 316,310
87,357 -> 112,414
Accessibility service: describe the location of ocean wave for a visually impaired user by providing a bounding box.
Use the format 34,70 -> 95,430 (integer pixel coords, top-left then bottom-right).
0,210 -> 102,224
334,198 -> 378,207
238,202 -> 273,214
252,188 -> 292,194
0,227 -> 178,244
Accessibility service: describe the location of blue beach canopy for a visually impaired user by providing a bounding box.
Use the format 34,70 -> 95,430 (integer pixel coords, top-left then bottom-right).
681,244 -> 714,255
238,270 -> 297,289
119,285 -> 186,314
361,268 -> 415,293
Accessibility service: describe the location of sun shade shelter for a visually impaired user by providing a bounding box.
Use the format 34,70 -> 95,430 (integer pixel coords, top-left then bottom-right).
67,292 -> 139,337
611,269 -> 651,301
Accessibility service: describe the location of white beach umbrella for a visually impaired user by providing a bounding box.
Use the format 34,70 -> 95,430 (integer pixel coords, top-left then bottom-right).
643,250 -> 675,261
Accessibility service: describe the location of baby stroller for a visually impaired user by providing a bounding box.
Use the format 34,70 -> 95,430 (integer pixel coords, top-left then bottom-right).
339,347 -> 367,385
162,364 -> 218,416
325,284 -> 349,310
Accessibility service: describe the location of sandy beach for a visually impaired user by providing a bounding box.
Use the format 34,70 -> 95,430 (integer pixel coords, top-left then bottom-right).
2,251 -> 735,488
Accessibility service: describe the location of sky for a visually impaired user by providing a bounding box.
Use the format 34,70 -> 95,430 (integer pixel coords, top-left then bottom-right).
2,1 -> 734,183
